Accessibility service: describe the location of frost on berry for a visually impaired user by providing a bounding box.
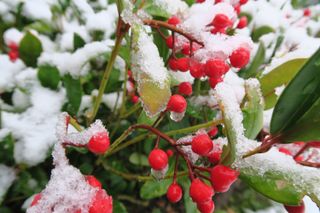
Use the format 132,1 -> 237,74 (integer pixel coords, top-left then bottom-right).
176,136 -> 199,164
151,165 -> 169,180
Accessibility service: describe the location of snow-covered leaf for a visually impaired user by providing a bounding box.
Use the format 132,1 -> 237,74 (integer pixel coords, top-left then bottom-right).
251,26 -> 275,42
19,31 -> 43,67
37,65 -> 60,90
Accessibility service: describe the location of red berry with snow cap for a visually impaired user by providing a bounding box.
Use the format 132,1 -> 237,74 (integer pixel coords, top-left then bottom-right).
237,16 -> 248,29
210,165 -> 239,193
9,50 -> 19,62
208,149 -> 222,164
284,202 -> 305,213
192,134 -> 213,156
239,0 -> 248,5
189,178 -> 214,203
89,189 -> 113,213
88,131 -> 110,154
178,82 -> 193,96
205,59 -> 229,78
230,47 -> 250,68
197,200 -> 215,213
30,193 -> 42,207
190,60 -> 205,78
167,183 -> 183,203
208,126 -> 218,138
208,77 -> 223,89
168,57 -> 189,72
212,14 -> 231,29
148,149 -> 168,170
168,16 -> 180,26
85,175 -> 102,188
167,95 -> 187,113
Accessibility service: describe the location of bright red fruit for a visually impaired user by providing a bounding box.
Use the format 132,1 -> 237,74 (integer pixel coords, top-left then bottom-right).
148,149 -> 168,170
8,42 -> 18,51
166,36 -> 174,49
89,189 -> 113,213
168,16 -> 180,26
207,149 -> 222,164
166,149 -> 174,157
197,0 -> 205,3
9,50 -> 19,62
189,178 -> 214,203
234,4 -> 241,15
168,57 -> 189,72
237,16 -> 248,29
166,183 -> 183,203
208,77 -> 223,89
210,27 -> 226,35
214,0 -> 223,3
212,14 -> 231,29
284,202 -> 305,213
197,200 -> 215,213
85,175 -> 102,188
239,0 -> 248,5
178,82 -> 193,96
167,94 -> 187,113
210,165 -> 239,193
208,126 -> 218,138
191,134 -> 213,156
131,95 -> 139,104
88,131 -> 110,154
205,59 -> 229,78
303,8 -> 311,17
189,60 -> 205,78
30,193 -> 42,207
279,147 -> 292,156
182,43 -> 196,55
229,47 -> 250,68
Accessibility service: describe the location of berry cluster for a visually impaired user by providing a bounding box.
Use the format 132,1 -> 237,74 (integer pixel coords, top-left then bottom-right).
7,42 -> 19,62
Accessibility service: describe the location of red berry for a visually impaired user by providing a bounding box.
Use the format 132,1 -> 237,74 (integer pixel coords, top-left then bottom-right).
85,175 -> 102,188
89,189 -> 113,213
237,16 -> 248,29
192,134 -> 213,156
167,94 -> 187,113
88,131 -> 110,154
229,47 -> 250,68
210,165 -> 239,193
8,42 -> 18,51
190,60 -> 205,78
207,149 -> 222,164
234,4 -> 241,15
205,59 -> 229,78
167,183 -> 183,203
210,27 -> 226,35
168,16 -> 180,26
166,36 -> 174,49
284,202 -> 305,213
197,0 -> 206,3
208,77 -> 223,89
208,126 -> 218,138
295,156 -> 304,162
168,57 -> 189,72
189,178 -> 214,203
127,69 -> 133,78
148,149 -> 168,170
178,82 -> 193,96
9,50 -> 19,62
166,149 -> 174,157
131,95 -> 139,104
214,0 -> 223,3
279,147 -> 292,156
197,200 -> 215,213
212,14 -> 231,29
239,0 -> 248,5
30,193 -> 42,207
303,8 -> 311,17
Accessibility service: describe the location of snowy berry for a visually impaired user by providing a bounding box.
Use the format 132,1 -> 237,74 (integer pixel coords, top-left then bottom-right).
208,77 -> 223,89
210,27 -> 226,35
85,175 -> 102,188
167,16 -> 180,26
234,4 -> 241,15
191,134 -> 213,156
208,126 -> 218,138
166,36 -> 174,49
167,95 -> 187,113
167,183 -> 183,203
205,59 -> 229,78
197,0 -> 206,3
207,149 -> 222,164
190,60 -> 205,78
212,14 -> 231,29
30,193 -> 42,207
284,202 -> 305,213
178,82 -> 193,96
9,50 -> 19,62
168,57 -> 189,72
131,95 -> 139,104
88,131 -> 110,154
279,147 -> 292,156
189,178 -> 214,203
303,8 -> 311,17
239,0 -> 248,5
229,47 -> 250,68
210,165 -> 239,193
8,42 -> 18,51
197,200 -> 215,213
89,189 -> 113,213
148,149 -> 168,170
237,16 -> 248,29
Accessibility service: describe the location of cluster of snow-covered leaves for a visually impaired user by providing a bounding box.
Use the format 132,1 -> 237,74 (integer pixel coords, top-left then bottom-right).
0,0 -> 320,212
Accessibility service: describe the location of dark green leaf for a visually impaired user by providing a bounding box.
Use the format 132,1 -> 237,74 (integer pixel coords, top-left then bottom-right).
113,200 -> 128,213
37,66 -> 60,90
251,26 -> 275,42
137,110 -> 158,126
140,178 -> 171,199
239,43 -> 265,79
19,31 -> 43,67
270,48 -> 320,135
0,134 -> 14,165
73,33 -> 85,51
63,74 -> 82,115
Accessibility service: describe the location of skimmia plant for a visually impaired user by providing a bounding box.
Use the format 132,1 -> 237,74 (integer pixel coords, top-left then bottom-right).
0,0 -> 320,213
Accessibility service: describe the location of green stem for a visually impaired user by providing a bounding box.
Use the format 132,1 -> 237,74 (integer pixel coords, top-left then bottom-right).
120,103 -> 141,118
69,117 -> 83,131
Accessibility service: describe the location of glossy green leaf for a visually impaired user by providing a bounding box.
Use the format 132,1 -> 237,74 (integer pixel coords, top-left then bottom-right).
63,74 -> 82,115
37,66 -> 60,90
140,178 -> 172,199
240,169 -> 304,205
19,31 -> 43,67
73,33 -> 85,50
129,152 -> 149,166
259,58 -> 307,110
251,26 -> 275,42
113,200 -> 128,213
242,80 -> 264,139
137,110 -> 158,126
270,48 -> 320,135
239,43 -> 265,79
